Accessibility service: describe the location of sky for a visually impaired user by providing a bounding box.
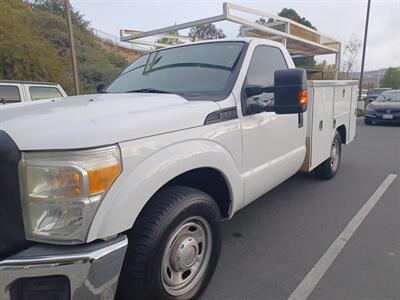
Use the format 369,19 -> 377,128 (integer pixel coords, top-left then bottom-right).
70,0 -> 400,71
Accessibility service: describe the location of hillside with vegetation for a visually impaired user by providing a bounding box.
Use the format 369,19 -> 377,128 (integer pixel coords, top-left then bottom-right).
0,0 -> 136,95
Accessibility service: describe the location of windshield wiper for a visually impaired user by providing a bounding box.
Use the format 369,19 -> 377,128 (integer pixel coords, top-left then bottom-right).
126,88 -> 172,94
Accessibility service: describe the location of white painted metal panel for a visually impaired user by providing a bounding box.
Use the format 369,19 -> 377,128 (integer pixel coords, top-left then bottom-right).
348,85 -> 358,143
334,85 -> 352,118
310,86 -> 335,168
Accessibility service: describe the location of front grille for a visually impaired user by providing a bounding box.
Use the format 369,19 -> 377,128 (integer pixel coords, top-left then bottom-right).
0,131 -> 29,259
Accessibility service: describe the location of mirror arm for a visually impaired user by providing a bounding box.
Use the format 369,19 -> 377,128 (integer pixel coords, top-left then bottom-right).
248,103 -> 266,114
245,86 -> 276,98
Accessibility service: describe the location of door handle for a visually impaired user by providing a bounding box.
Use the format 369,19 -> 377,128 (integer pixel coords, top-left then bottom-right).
319,120 -> 323,130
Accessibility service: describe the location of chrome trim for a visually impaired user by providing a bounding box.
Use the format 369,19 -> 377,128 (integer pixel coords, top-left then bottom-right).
0,235 -> 128,300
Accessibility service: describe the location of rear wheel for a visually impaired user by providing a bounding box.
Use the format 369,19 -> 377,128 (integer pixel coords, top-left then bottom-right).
314,131 -> 342,180
117,186 -> 222,300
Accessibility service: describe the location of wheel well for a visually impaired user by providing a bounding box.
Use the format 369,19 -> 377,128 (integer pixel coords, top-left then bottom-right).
337,125 -> 346,144
165,168 -> 231,218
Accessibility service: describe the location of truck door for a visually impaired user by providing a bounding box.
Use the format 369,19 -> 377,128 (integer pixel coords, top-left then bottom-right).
240,46 -> 306,206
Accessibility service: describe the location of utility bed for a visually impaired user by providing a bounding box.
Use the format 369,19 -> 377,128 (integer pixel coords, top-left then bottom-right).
302,80 -> 358,171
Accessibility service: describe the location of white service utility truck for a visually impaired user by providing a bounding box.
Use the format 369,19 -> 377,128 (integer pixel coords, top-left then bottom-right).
0,3 -> 357,300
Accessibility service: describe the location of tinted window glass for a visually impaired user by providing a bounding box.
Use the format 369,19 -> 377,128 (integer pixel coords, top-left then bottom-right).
377,91 -> 400,102
105,42 -> 245,100
0,85 -> 21,104
29,86 -> 62,101
245,46 -> 288,112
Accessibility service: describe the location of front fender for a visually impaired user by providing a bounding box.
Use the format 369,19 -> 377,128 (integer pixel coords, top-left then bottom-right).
87,139 -> 244,241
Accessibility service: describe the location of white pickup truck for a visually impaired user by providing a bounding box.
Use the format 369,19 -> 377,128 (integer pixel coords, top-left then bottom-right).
0,7 -> 357,300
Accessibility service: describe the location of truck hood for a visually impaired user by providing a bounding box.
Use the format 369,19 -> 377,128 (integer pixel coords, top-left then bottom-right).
369,101 -> 400,110
0,93 -> 220,150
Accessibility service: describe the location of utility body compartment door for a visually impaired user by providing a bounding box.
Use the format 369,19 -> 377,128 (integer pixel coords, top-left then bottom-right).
301,80 -> 358,172
309,86 -> 335,169
348,85 -> 358,142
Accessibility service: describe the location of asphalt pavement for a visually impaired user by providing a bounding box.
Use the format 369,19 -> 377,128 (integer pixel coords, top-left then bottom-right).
201,119 -> 400,300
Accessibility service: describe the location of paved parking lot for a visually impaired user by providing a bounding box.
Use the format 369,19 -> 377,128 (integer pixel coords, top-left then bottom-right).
202,119 -> 400,300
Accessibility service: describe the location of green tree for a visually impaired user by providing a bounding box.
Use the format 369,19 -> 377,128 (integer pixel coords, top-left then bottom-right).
0,0 -> 66,85
27,0 -> 90,28
278,8 -> 316,30
0,0 -> 130,94
155,29 -> 183,47
381,67 -> 400,89
189,23 -> 226,41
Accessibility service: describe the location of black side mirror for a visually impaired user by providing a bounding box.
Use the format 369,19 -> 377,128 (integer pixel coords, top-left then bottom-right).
273,68 -> 307,114
244,68 -> 308,115
96,82 -> 106,93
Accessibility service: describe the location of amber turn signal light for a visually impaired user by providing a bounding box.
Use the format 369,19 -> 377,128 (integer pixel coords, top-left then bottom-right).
88,164 -> 121,195
298,90 -> 308,105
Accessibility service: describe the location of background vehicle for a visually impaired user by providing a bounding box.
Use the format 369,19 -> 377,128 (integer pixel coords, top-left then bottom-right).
0,4 -> 357,300
367,87 -> 391,103
365,90 -> 400,125
360,89 -> 368,101
0,80 -> 67,104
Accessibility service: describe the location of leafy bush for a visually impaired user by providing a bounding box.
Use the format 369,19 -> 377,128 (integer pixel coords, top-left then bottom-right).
0,0 -> 129,95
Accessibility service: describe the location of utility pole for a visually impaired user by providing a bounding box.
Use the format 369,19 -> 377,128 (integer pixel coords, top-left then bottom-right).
360,0 -> 371,111
65,0 -> 80,95
377,70 -> 381,88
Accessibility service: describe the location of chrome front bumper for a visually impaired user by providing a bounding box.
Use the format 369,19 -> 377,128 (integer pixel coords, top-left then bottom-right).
0,235 -> 128,300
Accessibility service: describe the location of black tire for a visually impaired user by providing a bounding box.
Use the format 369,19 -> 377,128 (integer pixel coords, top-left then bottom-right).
117,186 -> 222,300
314,131 -> 342,180
364,118 -> 372,125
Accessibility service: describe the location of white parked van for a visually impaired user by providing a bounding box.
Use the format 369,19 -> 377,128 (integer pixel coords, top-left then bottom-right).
0,80 -> 67,104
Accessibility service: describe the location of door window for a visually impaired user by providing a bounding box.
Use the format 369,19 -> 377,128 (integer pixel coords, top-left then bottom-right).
244,46 -> 288,114
0,85 -> 21,104
29,86 -> 62,101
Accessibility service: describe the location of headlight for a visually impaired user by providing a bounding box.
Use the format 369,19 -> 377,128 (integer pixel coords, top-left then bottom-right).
19,145 -> 122,244
365,106 -> 376,113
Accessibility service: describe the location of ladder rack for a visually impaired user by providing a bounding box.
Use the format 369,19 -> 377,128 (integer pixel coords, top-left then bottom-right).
120,2 -> 341,75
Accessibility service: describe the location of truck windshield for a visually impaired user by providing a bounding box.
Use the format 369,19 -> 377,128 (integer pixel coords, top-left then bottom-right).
104,42 -> 245,100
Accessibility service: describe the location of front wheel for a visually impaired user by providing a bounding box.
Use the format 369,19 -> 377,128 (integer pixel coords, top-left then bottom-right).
364,118 -> 372,125
117,186 -> 222,300
314,131 -> 342,180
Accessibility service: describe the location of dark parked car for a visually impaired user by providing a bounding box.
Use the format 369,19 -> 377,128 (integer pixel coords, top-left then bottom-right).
367,88 -> 391,103
365,90 -> 400,125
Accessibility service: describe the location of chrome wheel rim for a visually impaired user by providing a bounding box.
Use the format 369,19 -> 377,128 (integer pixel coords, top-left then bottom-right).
330,139 -> 340,171
161,216 -> 212,296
